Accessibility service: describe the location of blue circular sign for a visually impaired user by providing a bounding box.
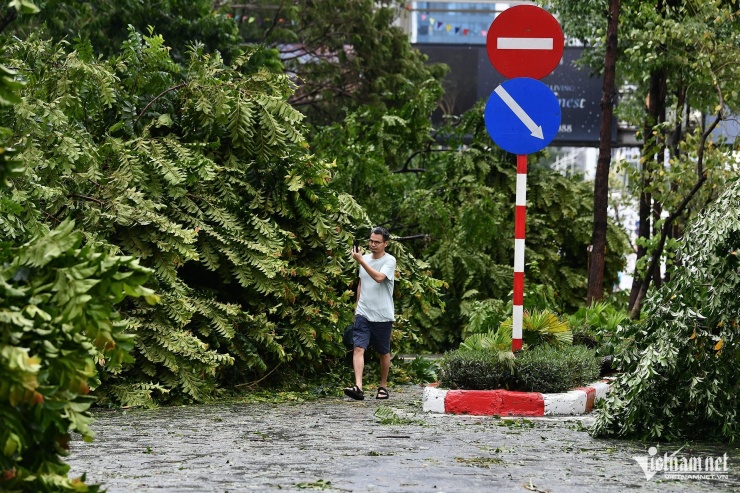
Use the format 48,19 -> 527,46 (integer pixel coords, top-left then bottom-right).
484,77 -> 561,155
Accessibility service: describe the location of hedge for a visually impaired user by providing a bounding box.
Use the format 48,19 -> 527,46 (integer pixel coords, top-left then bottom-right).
440,345 -> 600,393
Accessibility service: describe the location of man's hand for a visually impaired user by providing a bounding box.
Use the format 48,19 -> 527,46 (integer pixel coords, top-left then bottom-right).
351,246 -> 363,262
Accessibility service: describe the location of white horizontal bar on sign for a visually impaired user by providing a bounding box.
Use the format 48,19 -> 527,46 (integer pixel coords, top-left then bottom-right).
514,239 -> 525,272
497,37 -> 554,50
516,173 -> 527,206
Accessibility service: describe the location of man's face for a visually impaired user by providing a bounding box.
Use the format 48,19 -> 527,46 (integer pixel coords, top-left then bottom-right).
368,233 -> 387,254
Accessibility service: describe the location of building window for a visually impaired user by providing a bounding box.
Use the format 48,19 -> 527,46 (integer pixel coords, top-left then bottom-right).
412,2 -> 509,45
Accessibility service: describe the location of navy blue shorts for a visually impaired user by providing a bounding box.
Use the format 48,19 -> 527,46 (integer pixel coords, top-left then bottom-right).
353,315 -> 392,355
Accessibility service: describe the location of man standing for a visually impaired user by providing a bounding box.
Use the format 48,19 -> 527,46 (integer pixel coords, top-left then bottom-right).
344,226 -> 396,401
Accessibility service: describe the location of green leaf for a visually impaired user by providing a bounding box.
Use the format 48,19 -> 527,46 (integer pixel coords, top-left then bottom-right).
9,0 -> 39,15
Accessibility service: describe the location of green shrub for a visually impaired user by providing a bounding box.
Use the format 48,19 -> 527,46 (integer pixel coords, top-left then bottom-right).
440,349 -> 515,390
405,356 -> 441,385
440,346 -> 599,392
513,345 -> 600,393
568,302 -> 628,356
0,221 -> 156,492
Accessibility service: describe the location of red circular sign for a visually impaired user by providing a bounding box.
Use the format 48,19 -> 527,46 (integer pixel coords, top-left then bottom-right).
486,5 -> 564,80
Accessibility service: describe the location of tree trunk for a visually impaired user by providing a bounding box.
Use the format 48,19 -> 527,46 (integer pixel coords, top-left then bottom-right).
627,69 -> 666,314
651,184 -> 663,289
586,0 -> 621,305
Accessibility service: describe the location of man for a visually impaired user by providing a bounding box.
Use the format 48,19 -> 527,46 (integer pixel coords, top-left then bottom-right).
344,226 -> 396,401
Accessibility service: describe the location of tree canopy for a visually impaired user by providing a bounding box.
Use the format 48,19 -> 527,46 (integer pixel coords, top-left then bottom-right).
547,0 -> 740,315
3,0 -> 241,62
1,29 -> 442,403
233,0 -> 447,128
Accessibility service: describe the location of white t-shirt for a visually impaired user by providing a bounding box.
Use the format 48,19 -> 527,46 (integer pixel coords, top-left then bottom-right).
355,253 -> 396,322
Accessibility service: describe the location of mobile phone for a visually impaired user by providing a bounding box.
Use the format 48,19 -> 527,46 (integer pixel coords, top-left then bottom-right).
353,238 -> 360,252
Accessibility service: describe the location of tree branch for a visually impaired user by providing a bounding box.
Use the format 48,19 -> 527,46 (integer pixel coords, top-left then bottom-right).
393,148 -> 454,173
233,361 -> 283,389
395,234 -> 431,242
134,82 -> 187,127
261,1 -> 288,44
67,194 -> 105,206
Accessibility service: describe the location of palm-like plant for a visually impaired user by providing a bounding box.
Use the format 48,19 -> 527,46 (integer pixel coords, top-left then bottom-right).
458,330 -> 515,372
499,309 -> 573,349
459,329 -> 512,351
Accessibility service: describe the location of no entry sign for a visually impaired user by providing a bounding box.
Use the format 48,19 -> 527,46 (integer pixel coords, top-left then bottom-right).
486,5 -> 564,80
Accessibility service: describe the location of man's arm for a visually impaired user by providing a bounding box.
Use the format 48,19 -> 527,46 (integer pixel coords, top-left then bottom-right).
355,279 -> 361,310
356,257 -> 387,283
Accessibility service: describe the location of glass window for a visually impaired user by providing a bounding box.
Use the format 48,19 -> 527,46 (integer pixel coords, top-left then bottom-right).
413,2 -> 503,45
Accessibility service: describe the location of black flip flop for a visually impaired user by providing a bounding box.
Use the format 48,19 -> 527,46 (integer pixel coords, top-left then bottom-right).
376,387 -> 389,400
344,385 -> 364,400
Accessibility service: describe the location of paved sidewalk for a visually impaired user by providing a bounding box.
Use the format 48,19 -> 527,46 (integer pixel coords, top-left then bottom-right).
68,385 -> 738,492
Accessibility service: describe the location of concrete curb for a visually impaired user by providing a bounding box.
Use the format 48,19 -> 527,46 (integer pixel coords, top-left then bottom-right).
423,379 -> 611,416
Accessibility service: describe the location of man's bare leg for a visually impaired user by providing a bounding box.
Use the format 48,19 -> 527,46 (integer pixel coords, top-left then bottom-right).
379,352 -> 390,389
353,347 -> 365,390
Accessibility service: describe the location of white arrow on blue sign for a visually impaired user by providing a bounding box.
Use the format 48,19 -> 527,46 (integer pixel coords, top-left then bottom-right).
484,77 -> 561,155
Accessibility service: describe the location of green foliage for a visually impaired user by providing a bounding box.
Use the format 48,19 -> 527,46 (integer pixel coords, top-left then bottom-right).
2,30 -> 443,402
513,346 -> 600,394
460,297 -> 509,340
374,405 -> 423,425
0,63 -> 25,185
235,0 -> 448,128
459,330 -> 511,352
550,0 -> 740,116
386,240 -> 447,353
1,32 -> 336,401
549,0 -> 740,307
0,220 -> 155,492
592,178 -> 740,442
8,0 -> 242,63
568,301 -> 629,356
462,308 -> 573,352
400,356 -> 440,385
440,345 -> 599,393
440,349 -> 515,391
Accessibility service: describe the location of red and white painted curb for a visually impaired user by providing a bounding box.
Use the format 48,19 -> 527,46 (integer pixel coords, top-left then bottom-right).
423,380 -> 611,416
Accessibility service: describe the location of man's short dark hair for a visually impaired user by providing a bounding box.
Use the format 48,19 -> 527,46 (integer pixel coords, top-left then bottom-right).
371,226 -> 390,242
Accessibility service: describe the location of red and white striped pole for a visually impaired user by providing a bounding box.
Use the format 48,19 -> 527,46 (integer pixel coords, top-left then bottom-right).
512,154 -> 527,351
